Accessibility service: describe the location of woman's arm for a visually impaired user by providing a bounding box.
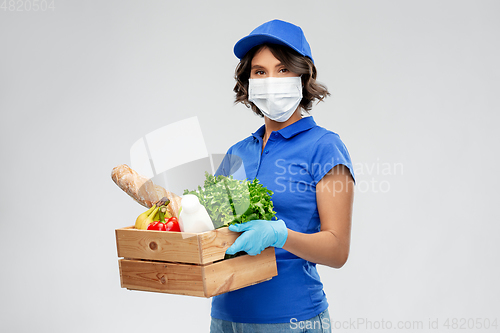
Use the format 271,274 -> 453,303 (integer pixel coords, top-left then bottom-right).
282,164 -> 354,268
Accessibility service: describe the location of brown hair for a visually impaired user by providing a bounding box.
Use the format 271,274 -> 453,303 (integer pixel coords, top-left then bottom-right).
233,43 -> 330,117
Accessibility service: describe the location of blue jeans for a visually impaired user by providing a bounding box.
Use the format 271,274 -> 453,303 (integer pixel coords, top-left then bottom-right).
210,308 -> 331,333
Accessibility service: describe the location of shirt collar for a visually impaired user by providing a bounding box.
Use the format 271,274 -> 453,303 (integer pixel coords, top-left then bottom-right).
252,116 -> 317,140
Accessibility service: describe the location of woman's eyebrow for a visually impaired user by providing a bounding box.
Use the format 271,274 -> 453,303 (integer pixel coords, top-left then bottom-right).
251,64 -> 266,70
251,63 -> 284,70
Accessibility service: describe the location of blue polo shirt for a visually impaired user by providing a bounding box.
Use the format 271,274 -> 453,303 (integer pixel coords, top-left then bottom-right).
211,116 -> 355,324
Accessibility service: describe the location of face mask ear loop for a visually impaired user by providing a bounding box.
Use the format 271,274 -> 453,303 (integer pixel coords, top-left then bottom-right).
299,74 -> 304,88
298,75 -> 304,116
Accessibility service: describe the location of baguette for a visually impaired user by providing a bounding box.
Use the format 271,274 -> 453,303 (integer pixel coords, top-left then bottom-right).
111,164 -> 181,217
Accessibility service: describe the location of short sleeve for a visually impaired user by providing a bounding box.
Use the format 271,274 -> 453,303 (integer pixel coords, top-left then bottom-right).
310,132 -> 355,184
215,147 -> 233,177
214,147 -> 246,180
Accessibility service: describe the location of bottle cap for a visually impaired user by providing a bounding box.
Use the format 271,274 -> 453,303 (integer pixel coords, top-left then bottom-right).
181,194 -> 201,214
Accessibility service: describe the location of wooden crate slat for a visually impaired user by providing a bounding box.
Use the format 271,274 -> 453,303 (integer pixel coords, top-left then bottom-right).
116,226 -> 203,264
203,247 -> 277,297
119,259 -> 206,297
198,227 -> 240,264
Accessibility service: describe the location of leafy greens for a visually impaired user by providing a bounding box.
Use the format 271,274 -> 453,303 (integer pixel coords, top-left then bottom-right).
183,172 -> 277,229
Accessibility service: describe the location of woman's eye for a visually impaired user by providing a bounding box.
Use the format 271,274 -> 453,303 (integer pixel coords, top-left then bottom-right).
279,68 -> 289,73
254,70 -> 265,75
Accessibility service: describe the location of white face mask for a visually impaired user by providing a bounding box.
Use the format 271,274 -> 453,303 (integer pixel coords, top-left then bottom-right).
248,76 -> 302,122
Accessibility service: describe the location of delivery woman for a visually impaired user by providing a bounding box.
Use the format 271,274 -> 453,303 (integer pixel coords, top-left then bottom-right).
210,19 -> 355,333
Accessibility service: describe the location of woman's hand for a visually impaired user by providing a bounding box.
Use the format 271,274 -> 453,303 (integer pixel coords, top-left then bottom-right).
282,164 -> 354,268
226,219 -> 288,256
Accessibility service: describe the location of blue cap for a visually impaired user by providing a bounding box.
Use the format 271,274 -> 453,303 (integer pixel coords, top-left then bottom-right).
234,19 -> 313,63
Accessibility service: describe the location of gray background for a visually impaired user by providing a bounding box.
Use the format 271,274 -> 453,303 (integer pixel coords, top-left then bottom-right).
1,0 -> 499,332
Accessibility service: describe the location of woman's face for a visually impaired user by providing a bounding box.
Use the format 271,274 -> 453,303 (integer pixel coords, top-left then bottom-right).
250,46 -> 300,79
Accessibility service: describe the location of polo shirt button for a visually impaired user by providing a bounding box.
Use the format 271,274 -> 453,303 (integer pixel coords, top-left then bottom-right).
265,150 -> 269,154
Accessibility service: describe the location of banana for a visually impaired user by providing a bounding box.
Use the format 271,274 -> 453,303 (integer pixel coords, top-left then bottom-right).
134,197 -> 172,230
137,206 -> 160,230
159,205 -> 171,222
135,205 -> 156,229
142,206 -> 160,229
153,209 -> 160,222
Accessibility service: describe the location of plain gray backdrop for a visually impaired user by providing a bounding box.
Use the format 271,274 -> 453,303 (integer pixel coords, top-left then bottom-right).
1,1 -> 499,332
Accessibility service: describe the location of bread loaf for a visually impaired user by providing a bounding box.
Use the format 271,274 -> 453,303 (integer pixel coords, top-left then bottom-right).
111,164 -> 181,217
154,184 -> 182,218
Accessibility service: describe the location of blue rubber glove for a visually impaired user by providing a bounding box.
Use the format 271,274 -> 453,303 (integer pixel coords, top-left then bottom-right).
226,220 -> 288,256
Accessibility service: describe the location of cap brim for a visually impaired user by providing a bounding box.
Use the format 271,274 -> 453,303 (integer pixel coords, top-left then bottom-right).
234,34 -> 304,59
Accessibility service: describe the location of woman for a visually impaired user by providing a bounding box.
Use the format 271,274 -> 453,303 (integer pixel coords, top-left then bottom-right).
211,19 -> 355,333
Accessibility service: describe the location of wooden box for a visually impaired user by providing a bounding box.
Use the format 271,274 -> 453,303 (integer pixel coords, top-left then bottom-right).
115,226 -> 277,297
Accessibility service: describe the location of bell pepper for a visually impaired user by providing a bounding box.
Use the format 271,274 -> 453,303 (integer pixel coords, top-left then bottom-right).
147,217 -> 181,232
147,221 -> 165,231
165,217 -> 181,232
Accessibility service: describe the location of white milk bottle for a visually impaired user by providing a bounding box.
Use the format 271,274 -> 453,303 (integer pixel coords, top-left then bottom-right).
179,194 -> 215,233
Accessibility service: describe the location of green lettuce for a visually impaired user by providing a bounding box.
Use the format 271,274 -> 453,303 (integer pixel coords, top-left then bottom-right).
183,172 -> 277,229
